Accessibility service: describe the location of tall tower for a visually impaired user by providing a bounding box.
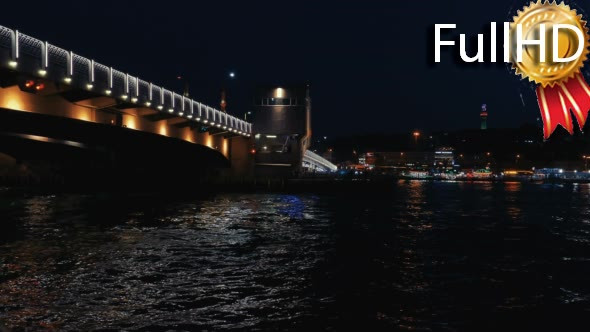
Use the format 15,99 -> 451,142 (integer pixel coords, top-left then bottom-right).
480,104 -> 488,130
251,85 -> 311,177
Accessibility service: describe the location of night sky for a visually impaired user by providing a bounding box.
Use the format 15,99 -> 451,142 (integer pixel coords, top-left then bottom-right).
1,0 -> 589,137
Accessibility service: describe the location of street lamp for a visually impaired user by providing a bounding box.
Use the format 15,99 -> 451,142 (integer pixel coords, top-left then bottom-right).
177,75 -> 189,97
413,131 -> 420,144
221,71 -> 237,114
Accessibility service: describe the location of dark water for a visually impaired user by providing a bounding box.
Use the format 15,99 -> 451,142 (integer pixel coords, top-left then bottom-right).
1,181 -> 590,331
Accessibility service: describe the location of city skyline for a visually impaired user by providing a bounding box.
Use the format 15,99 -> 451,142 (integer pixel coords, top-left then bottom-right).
0,0 -> 577,137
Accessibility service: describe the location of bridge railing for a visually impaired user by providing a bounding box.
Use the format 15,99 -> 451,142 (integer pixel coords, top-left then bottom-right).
303,150 -> 338,172
0,25 -> 251,137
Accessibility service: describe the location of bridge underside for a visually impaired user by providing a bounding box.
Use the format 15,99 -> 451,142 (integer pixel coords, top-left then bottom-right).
0,108 -> 230,187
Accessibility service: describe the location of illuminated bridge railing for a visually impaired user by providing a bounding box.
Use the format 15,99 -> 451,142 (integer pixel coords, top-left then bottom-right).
303,150 -> 337,172
0,25 -> 252,137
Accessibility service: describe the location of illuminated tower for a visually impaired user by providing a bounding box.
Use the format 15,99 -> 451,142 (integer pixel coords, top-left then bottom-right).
480,104 -> 488,130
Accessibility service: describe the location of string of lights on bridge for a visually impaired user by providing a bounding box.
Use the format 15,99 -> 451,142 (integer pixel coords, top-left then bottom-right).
0,25 -> 251,137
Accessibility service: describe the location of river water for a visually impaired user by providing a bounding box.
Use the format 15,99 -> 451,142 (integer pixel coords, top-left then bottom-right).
1,181 -> 590,331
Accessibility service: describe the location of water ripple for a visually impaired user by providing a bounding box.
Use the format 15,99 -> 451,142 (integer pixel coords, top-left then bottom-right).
1,183 -> 590,330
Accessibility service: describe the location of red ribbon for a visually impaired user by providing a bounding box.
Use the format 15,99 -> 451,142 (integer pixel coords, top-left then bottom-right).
536,74 -> 590,139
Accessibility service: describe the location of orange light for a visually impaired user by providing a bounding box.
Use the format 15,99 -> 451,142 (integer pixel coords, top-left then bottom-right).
413,131 -> 420,137
250,148 -> 256,154
123,116 -> 136,130
222,139 -> 228,155
25,80 -> 35,88
158,122 -> 168,136
35,83 -> 45,91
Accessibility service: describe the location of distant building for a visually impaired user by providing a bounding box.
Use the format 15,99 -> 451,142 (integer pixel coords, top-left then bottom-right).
360,151 -> 436,170
434,147 -> 455,169
480,104 -> 488,130
358,154 -> 366,166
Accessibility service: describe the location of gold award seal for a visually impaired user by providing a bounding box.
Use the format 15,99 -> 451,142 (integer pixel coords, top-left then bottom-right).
510,1 -> 590,138
511,1 -> 589,86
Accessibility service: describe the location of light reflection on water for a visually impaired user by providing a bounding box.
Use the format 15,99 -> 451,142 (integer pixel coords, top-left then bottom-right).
1,182 -> 590,330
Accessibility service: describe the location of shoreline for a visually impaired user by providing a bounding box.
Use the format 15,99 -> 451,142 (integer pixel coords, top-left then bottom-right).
1,176 -> 588,197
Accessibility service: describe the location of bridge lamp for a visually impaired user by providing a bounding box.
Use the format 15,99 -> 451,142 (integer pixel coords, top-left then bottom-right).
168,108 -> 174,113
86,83 -> 94,90
203,120 -> 208,124
196,117 -> 201,121
121,94 -> 128,100
187,114 -> 193,119
131,97 -> 138,103
105,89 -> 112,95
216,124 -> 221,127
223,126 -> 227,129
38,69 -> 47,76
145,101 -> 151,107
8,60 -> 17,68
179,112 -> 184,116
157,105 -> 163,110
64,77 -> 72,84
